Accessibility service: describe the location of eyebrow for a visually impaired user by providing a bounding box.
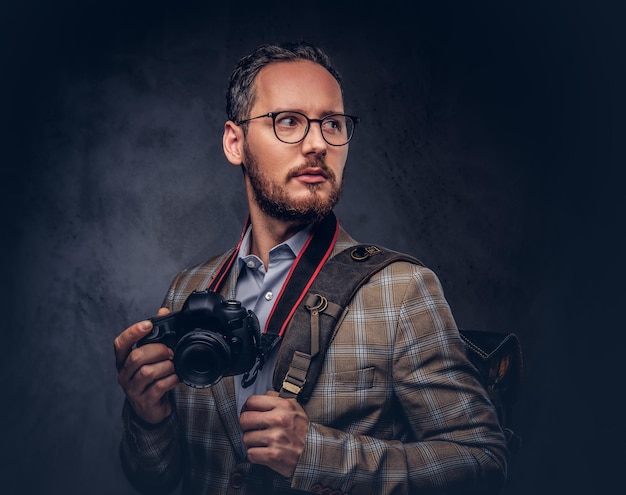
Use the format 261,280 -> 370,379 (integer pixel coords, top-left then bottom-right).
275,108 -> 345,117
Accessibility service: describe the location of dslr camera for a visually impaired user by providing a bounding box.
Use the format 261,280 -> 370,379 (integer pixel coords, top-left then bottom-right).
137,290 -> 260,388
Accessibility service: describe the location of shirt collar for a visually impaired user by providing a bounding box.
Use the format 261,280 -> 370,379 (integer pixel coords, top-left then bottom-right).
237,222 -> 316,271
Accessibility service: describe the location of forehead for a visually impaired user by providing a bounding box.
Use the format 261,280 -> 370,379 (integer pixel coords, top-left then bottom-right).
253,60 -> 344,114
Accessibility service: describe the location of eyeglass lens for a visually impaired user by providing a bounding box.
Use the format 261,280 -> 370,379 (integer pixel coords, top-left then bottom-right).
273,111 -> 355,145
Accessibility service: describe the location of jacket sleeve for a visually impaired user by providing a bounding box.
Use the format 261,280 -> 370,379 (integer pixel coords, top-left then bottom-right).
118,252 -> 231,493
119,401 -> 183,494
290,264 -> 509,495
117,263 -> 205,495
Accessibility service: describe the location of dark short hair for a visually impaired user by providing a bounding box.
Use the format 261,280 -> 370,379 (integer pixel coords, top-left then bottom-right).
226,41 -> 343,123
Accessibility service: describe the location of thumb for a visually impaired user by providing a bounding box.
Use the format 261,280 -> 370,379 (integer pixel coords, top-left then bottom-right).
114,319 -> 153,371
156,307 -> 171,317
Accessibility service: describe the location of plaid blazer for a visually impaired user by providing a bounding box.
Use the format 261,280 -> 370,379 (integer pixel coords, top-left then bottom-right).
120,228 -> 508,495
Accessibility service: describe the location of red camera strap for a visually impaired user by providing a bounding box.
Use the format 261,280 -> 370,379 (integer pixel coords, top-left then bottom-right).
206,212 -> 340,355
206,216 -> 251,294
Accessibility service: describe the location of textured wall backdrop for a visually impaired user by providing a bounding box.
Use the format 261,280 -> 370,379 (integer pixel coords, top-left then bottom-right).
1,1 -> 623,494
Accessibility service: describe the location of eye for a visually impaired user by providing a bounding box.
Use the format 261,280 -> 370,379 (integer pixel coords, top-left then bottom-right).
322,115 -> 344,133
275,112 -> 305,129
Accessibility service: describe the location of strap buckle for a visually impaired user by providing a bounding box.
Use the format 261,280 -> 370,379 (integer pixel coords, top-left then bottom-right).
281,379 -> 305,396
306,294 -> 328,314
350,245 -> 382,261
240,355 -> 264,388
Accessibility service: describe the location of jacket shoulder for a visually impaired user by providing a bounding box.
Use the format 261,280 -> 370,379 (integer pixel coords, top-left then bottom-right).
161,250 -> 234,311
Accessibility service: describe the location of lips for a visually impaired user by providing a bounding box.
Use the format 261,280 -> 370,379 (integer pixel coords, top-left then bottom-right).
294,167 -> 329,183
289,164 -> 333,185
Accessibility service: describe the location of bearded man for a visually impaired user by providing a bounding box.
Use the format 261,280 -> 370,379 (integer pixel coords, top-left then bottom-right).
114,41 -> 508,495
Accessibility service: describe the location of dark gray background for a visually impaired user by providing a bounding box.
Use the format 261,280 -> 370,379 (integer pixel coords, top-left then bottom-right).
1,1 -> 623,494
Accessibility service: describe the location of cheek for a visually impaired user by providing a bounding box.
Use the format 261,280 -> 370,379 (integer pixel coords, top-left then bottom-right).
266,152 -> 295,182
330,151 -> 348,179
247,137 -> 294,176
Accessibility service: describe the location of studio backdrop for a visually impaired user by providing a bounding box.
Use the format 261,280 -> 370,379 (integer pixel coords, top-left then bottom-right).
1,1 -> 623,494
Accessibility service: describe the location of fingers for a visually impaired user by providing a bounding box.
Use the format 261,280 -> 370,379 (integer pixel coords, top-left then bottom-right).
113,308 -> 177,425
126,370 -> 179,425
240,395 -> 303,433
156,307 -> 171,317
113,308 -> 171,371
117,344 -> 179,425
119,346 -> 175,395
240,394 -> 309,478
242,391 -> 286,411
114,320 -> 153,371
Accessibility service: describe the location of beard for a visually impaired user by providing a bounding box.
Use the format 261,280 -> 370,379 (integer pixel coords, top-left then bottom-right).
242,142 -> 343,224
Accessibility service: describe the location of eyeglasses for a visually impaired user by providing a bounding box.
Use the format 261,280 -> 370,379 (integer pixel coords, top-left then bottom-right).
236,111 -> 359,146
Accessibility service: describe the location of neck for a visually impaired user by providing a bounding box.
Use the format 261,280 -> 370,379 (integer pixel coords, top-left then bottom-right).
248,209 -> 310,269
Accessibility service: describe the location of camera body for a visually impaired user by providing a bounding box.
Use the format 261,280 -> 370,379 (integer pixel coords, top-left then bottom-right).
137,290 -> 260,388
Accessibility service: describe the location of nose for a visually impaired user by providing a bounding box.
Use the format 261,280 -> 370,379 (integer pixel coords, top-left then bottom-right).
301,121 -> 328,156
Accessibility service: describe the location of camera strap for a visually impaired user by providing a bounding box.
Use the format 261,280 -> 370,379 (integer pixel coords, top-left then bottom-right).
206,211 -> 340,386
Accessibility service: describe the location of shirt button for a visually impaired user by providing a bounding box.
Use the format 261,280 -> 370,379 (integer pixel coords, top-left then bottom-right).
264,291 -> 273,301
246,260 -> 256,268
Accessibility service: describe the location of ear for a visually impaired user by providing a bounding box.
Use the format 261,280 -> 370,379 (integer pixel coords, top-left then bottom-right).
223,121 -> 245,165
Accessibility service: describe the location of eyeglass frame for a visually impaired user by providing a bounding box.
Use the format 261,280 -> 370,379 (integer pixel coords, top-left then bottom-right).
235,111 -> 360,146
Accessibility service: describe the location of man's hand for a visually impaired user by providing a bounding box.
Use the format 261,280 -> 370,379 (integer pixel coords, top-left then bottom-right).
239,391 -> 310,478
114,308 -> 179,425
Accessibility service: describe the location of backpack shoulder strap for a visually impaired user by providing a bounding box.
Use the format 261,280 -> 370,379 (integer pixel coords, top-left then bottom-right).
273,244 -> 421,402
273,243 -> 523,451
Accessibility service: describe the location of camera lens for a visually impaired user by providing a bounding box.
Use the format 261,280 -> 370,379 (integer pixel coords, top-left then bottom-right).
174,331 -> 231,388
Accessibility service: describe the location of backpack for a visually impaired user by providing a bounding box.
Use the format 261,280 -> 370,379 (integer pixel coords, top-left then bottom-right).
273,244 -> 523,452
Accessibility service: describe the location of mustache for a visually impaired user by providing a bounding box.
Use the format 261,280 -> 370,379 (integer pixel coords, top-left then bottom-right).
287,158 -> 335,181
